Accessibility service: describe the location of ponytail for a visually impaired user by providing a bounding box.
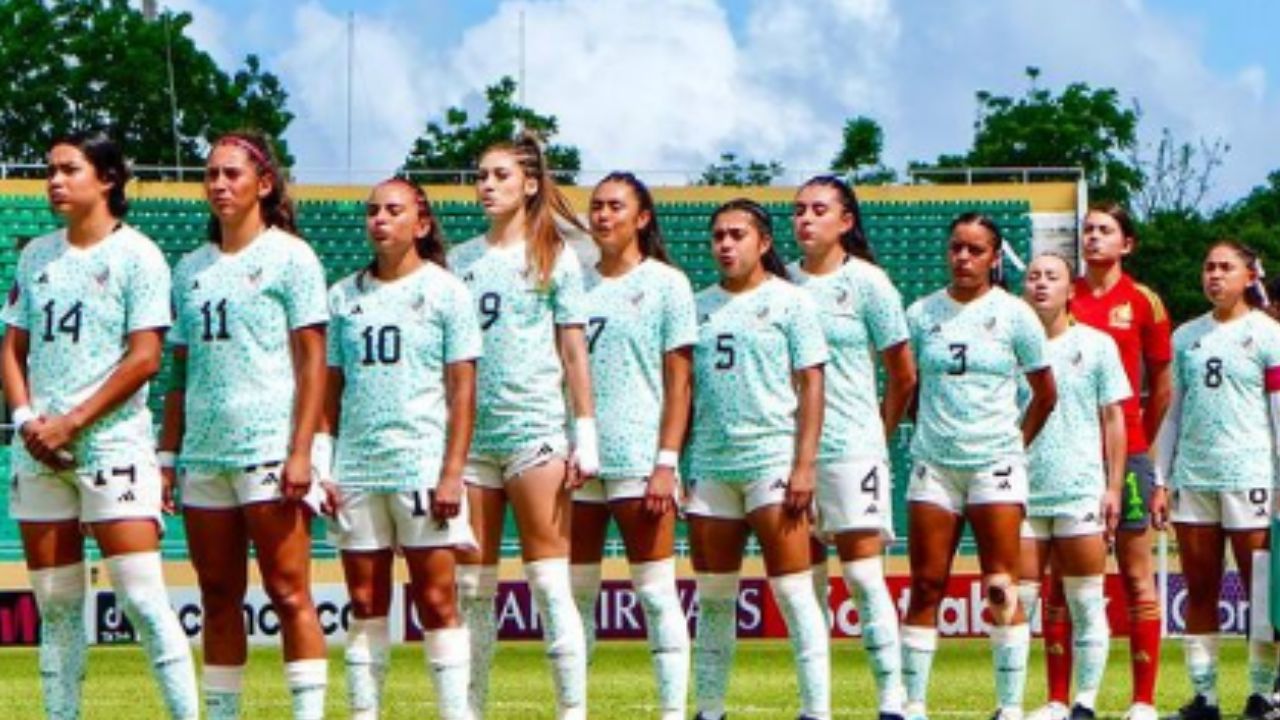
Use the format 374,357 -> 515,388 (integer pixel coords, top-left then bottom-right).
711,198 -> 790,281
800,174 -> 875,264
359,177 -> 447,290
597,171 -> 672,264
207,130 -> 297,244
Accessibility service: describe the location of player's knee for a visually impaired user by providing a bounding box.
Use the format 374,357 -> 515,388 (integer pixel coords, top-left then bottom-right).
415,581 -> 458,630
908,573 -> 947,612
984,573 -> 1017,626
263,584 -> 315,621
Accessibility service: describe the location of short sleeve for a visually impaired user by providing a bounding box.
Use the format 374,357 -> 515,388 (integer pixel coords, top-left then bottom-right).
283,243 -> 330,330
167,261 -> 189,346
1138,285 -> 1173,365
860,270 -> 909,351
0,257 -> 29,330
124,243 -> 172,333
1095,334 -> 1133,407
904,300 -> 925,356
443,279 -> 483,363
552,247 -> 587,326
325,286 -> 344,369
662,271 -> 699,352
787,291 -> 830,370
1011,300 -> 1049,372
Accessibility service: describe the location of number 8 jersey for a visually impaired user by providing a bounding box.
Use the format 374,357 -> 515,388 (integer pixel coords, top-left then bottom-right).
1,226 -> 171,474
906,287 -> 1048,470
170,228 -> 329,469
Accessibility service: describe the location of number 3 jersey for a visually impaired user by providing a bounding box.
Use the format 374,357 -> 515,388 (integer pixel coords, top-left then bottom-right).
906,287 -> 1048,470
583,259 -> 698,480
1,226 -> 171,474
686,277 -> 829,482
327,263 -> 483,490
447,236 -> 586,456
170,228 -> 329,469
1168,310 -> 1280,491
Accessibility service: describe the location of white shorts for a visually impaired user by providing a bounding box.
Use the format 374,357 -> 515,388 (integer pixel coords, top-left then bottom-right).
1021,511 -> 1104,540
332,488 -> 477,552
464,436 -> 569,490
814,457 -> 894,540
9,458 -> 163,526
684,475 -> 788,521
180,461 -> 288,509
574,476 -> 654,504
906,459 -> 1027,515
1172,487 -> 1270,531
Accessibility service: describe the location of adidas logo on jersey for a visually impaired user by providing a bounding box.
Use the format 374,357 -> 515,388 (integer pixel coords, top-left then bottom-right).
928,324 -> 942,336
351,304 -> 363,315
36,273 -> 49,284
191,279 -> 200,290
464,272 -> 475,283
698,314 -> 710,325
865,504 -> 878,515
768,478 -> 787,491
993,465 -> 1013,491
261,472 -> 279,486
117,490 -> 136,503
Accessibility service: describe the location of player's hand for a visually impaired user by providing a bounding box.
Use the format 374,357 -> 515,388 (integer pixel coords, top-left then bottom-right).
21,418 -> 75,471
281,451 -> 313,503
432,473 -> 464,523
643,465 -> 679,517
160,466 -> 179,514
785,463 -> 816,517
1149,485 -> 1169,531
1101,488 -> 1122,543
319,481 -> 341,519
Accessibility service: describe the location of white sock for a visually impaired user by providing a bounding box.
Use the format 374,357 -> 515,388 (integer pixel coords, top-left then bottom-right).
811,559 -> 831,629
1249,639 -> 1279,696
525,558 -> 587,716
284,658 -> 328,720
771,571 -> 831,720
30,563 -> 87,720
990,623 -> 1030,715
570,563 -> 602,661
203,665 -> 245,720
901,624 -> 938,715
1017,580 -> 1041,627
631,559 -> 689,717
345,616 -> 390,718
694,572 -> 739,720
843,557 -> 905,714
1063,576 -> 1108,710
1184,634 -> 1220,704
425,626 -> 472,720
457,564 -> 498,717
105,552 -> 198,720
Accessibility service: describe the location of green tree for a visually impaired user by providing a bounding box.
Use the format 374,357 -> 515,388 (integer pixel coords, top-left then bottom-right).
401,76 -> 580,184
922,67 -> 1141,203
698,152 -> 784,186
0,0 -> 294,171
830,116 -> 896,185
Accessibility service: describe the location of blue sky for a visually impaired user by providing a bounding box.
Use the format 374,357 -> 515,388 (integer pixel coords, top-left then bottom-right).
161,0 -> 1279,207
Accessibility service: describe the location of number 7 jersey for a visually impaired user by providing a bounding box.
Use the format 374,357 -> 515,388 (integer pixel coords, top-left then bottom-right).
1,226 -> 171,474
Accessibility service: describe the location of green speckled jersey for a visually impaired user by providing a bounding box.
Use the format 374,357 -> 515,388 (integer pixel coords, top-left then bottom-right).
687,277 -> 829,482
1025,324 -> 1131,516
327,262 -> 483,490
170,228 -> 329,468
1,226 -> 170,474
790,258 -> 908,462
584,259 -> 697,480
907,287 -> 1048,470
1169,310 -> 1280,491
447,236 -> 586,455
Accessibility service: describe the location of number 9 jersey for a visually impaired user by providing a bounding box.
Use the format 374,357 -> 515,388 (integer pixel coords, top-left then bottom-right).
1,226 -> 171,474
906,287 -> 1048,470
170,228 -> 329,469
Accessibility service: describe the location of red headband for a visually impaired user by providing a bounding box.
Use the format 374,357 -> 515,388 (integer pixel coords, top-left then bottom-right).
217,135 -> 271,170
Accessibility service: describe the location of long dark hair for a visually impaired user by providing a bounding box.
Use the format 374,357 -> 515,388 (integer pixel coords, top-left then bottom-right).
711,198 -> 789,281
596,171 -> 672,264
480,131 -> 587,288
1209,240 -> 1268,309
800,174 -> 874,263
206,130 -> 297,244
949,211 -> 1005,288
359,177 -> 448,289
49,130 -> 130,218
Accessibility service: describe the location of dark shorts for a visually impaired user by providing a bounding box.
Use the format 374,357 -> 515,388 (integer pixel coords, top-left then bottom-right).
1118,454 -> 1156,532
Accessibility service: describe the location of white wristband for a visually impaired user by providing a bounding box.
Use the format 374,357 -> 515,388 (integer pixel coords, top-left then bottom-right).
11,405 -> 36,430
156,451 -> 177,469
312,433 -> 335,483
573,417 -> 599,476
655,449 -> 680,468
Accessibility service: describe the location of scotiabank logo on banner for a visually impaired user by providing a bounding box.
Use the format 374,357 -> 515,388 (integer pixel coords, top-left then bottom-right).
0,591 -> 39,646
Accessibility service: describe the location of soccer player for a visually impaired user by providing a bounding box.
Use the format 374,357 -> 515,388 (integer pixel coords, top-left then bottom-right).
569,172 -> 695,720
158,131 -> 330,720
1060,203 -> 1171,720
1018,253 -> 1130,720
450,132 -> 598,720
1156,242 -> 1280,720
686,199 -> 832,720
319,179 -> 481,720
901,213 -> 1057,720
789,175 -> 917,719
1,131 -> 198,719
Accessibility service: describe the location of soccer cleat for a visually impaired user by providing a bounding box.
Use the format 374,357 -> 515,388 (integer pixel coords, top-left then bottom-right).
1026,702 -> 1070,720
1123,703 -> 1159,720
693,714 -> 726,720
1175,696 -> 1221,720
1069,704 -> 1096,720
878,714 -> 907,720
1242,694 -> 1275,720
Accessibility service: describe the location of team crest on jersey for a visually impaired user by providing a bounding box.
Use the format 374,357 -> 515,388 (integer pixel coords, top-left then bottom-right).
1242,335 -> 1255,349
94,268 -> 110,289
928,324 -> 942,336
983,316 -> 997,332
247,267 -> 264,288
836,288 -> 852,307
1071,350 -> 1084,367
629,291 -> 644,306
412,294 -> 426,312
756,306 -> 771,322
1109,302 -> 1133,330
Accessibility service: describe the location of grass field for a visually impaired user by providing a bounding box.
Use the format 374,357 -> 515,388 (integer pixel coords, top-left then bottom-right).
0,638 -> 1257,718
